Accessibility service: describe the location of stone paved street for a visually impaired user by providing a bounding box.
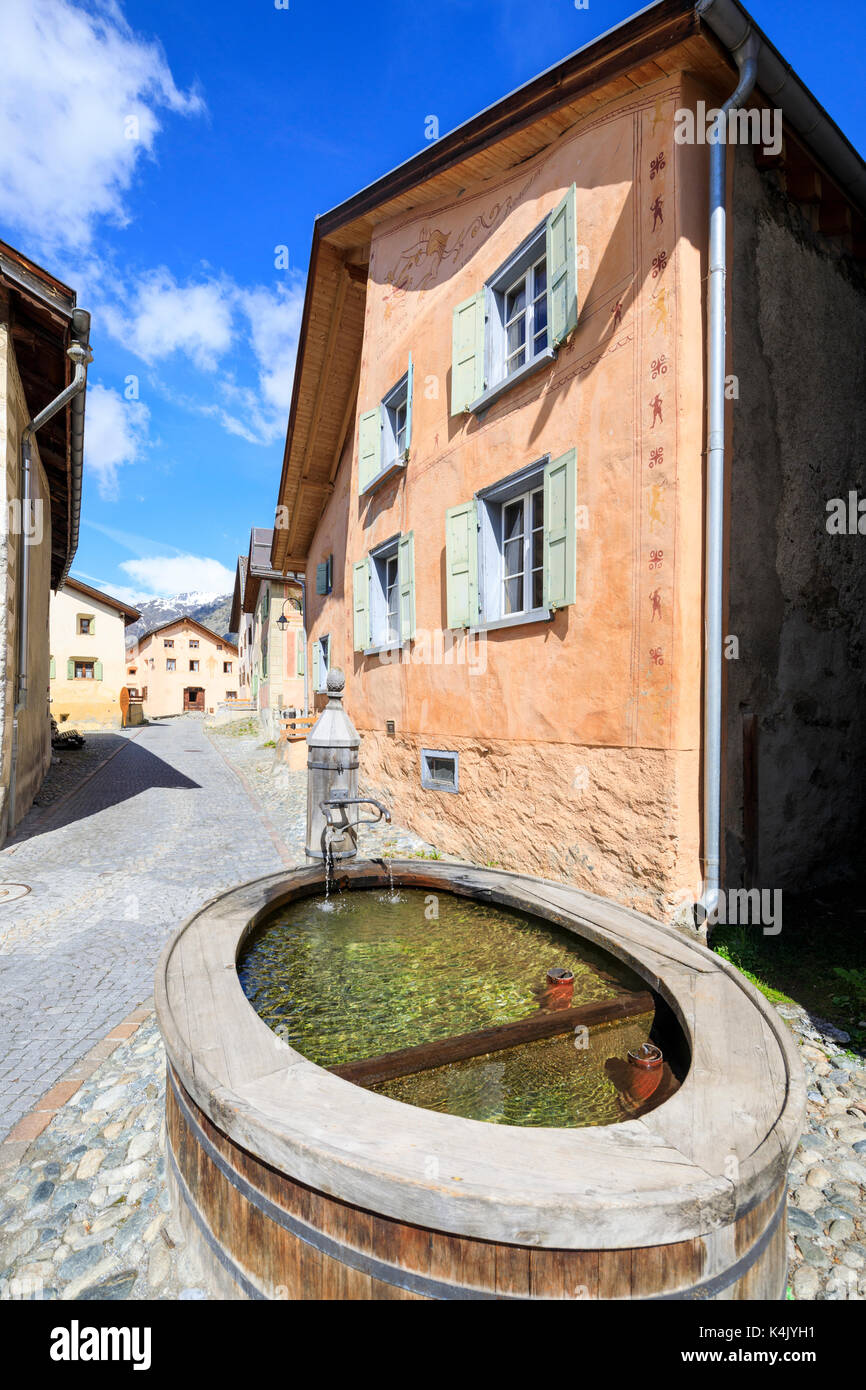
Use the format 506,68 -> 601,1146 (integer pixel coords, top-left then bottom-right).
0,715 -> 400,1141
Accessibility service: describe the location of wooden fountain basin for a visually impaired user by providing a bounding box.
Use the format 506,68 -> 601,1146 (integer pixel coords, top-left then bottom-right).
155,860 -> 805,1301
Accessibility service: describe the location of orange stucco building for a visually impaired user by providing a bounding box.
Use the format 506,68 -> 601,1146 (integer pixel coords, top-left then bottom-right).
271,1 -> 866,920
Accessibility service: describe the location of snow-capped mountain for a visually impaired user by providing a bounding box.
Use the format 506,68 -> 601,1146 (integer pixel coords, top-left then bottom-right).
126,592 -> 235,645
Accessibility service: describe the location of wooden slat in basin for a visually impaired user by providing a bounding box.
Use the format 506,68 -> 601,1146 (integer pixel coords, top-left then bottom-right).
328,989 -> 654,1086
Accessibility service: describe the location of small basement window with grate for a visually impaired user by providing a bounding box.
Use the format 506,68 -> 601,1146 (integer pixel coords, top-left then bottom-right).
421,749 -> 459,794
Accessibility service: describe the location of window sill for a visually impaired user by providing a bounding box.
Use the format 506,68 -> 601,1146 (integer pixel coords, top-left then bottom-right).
359,457 -> 407,497
468,347 -> 556,417
471,608 -> 553,634
363,640 -> 408,657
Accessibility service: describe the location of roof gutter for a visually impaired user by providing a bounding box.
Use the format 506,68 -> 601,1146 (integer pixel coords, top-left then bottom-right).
58,307 -> 91,589
696,0 -> 866,211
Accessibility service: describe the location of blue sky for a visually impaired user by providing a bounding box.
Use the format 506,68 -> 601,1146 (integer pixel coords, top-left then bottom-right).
1,0 -> 863,602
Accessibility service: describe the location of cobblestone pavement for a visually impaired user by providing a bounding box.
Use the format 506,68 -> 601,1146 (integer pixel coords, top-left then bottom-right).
780,1007 -> 866,1299
0,718 -> 286,1139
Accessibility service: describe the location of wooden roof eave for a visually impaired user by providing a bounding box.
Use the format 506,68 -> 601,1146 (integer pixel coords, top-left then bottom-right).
271,241 -> 367,573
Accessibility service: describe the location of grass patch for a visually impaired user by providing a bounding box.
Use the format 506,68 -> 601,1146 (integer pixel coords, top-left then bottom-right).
711,884 -> 866,1050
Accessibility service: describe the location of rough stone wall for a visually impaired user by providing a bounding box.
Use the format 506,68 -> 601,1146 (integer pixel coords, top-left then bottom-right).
361,731 -> 697,916
726,149 -> 866,891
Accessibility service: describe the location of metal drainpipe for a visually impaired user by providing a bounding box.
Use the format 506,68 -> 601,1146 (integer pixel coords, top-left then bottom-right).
9,334 -> 91,827
698,31 -> 758,927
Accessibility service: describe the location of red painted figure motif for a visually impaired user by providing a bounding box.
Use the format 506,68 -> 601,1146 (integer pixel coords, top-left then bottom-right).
650,394 -> 663,427
650,195 -> 664,231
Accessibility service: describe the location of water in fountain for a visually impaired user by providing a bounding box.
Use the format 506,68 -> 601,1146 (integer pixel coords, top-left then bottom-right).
319,833 -> 338,913
378,847 -> 403,904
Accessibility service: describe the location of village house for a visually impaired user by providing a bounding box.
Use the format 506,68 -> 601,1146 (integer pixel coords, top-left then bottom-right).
229,528 -> 305,737
0,239 -> 91,844
270,0 -> 866,921
134,617 -> 239,719
49,577 -> 140,728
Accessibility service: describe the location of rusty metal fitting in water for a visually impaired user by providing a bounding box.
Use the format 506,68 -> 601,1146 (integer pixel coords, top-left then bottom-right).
543,967 -> 575,1010
627,1042 -> 664,1071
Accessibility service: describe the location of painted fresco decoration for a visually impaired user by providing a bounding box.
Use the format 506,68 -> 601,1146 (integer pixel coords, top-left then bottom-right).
382,167 -> 543,300
636,105 -> 676,741
649,286 -> 669,335
610,298 -> 624,330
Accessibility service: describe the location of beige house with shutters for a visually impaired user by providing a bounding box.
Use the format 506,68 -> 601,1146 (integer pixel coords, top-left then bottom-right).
269,0 -> 866,922
50,577 -> 140,727
135,617 -> 239,718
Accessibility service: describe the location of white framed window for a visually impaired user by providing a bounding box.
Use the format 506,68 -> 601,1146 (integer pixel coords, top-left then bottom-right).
445,450 -> 577,631
314,634 -> 330,692
450,185 -> 577,416
370,538 -> 401,649
358,356 -> 414,495
353,533 -> 415,653
421,749 -> 459,794
478,461 -> 547,625
489,229 -> 549,385
383,373 -> 409,466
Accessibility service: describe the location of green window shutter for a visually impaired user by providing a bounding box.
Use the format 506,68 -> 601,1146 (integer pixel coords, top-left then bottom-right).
297,636 -> 305,676
358,407 -> 382,491
450,291 -> 485,416
50,656 -> 55,680
405,353 -> 414,453
316,559 -> 331,596
95,660 -> 104,682
543,449 -> 577,610
398,531 -> 416,642
445,501 -> 479,628
67,658 -> 74,679
547,184 -> 578,346
262,647 -> 269,678
353,557 -> 371,651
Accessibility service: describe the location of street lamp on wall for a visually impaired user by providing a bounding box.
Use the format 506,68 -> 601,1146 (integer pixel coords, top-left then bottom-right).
276,596 -> 302,632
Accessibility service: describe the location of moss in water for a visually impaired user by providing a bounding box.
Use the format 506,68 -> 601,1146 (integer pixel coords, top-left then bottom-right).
237,889 -> 667,1128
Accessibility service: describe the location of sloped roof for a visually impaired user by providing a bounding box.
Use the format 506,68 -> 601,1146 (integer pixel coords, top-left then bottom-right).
63,576 -> 141,625
137,615 -> 239,653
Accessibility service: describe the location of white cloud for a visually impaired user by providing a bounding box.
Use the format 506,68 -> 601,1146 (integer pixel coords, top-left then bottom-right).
119,553 -> 235,597
102,268 -> 235,371
237,279 -> 306,416
113,274 -> 306,445
84,383 -> 150,499
0,0 -> 204,250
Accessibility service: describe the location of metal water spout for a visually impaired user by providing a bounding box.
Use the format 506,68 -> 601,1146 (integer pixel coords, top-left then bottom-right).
305,668 -> 390,861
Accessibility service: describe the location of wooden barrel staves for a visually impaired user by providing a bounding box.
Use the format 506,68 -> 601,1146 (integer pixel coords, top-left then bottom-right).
155,861 -> 805,1302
